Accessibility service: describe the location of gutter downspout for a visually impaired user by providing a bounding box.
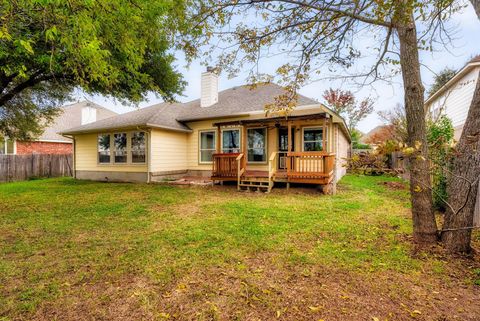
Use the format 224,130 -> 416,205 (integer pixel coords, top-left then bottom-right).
61,134 -> 76,178
147,129 -> 152,183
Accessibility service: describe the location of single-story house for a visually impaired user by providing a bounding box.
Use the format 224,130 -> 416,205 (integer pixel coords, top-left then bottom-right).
61,69 -> 351,192
0,101 -> 117,155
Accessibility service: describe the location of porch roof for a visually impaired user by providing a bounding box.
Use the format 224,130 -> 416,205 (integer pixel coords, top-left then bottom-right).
212,112 -> 329,127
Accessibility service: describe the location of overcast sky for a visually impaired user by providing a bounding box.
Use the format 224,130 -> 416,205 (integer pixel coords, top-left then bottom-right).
80,4 -> 480,134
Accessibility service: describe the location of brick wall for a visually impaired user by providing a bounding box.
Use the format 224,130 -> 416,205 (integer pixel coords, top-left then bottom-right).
16,141 -> 72,155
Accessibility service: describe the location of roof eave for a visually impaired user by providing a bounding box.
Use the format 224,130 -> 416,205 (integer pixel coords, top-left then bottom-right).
425,62 -> 480,106
60,123 -> 192,135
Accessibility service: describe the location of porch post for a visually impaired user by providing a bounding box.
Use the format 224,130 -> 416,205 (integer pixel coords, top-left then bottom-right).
287,121 -> 292,191
216,125 -> 221,153
323,116 -> 327,152
242,125 -> 247,156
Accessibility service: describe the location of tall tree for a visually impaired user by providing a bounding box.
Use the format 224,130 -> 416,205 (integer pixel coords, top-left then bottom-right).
441,0 -> 480,253
322,88 -> 374,132
192,0 -> 464,245
428,67 -> 457,97
0,0 -> 194,140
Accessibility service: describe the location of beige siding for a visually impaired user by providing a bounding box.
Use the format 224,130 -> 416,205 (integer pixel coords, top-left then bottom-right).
335,124 -> 350,182
150,129 -> 188,172
75,133 -> 147,172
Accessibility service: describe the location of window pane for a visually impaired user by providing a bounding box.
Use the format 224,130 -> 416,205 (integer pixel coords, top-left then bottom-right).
247,128 -> 266,162
222,130 -> 240,153
114,133 -> 127,163
6,139 -> 14,154
304,141 -> 323,151
201,131 -> 215,150
303,128 -> 324,151
201,150 -> 215,163
200,131 -> 216,163
131,132 -> 146,163
98,134 -> 111,163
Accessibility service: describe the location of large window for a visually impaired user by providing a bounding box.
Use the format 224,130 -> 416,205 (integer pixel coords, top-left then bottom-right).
222,129 -> 240,153
98,134 -> 111,163
131,132 -> 146,163
199,131 -> 216,163
303,127 -> 326,151
247,128 -> 267,162
114,133 -> 127,163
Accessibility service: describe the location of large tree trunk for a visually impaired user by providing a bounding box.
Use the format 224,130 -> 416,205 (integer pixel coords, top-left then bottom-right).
441,73 -> 480,252
397,18 -> 438,245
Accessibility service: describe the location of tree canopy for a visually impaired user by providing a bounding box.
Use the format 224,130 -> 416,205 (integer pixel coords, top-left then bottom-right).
0,0 -> 195,139
428,67 -> 457,97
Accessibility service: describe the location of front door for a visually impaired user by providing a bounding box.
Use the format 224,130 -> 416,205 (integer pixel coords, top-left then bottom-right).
278,127 -> 294,170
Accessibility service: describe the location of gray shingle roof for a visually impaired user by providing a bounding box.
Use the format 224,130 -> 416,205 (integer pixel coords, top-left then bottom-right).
41,101 -> 117,142
61,83 -> 320,135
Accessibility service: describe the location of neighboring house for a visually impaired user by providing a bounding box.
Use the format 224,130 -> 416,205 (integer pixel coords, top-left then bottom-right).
425,55 -> 480,226
425,55 -> 480,140
61,69 -> 351,192
0,101 -> 117,155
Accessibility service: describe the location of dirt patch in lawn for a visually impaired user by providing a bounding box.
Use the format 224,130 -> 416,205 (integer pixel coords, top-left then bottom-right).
31,254 -> 480,321
379,181 -> 407,190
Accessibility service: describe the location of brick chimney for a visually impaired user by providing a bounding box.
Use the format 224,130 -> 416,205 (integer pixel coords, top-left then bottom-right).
200,67 -> 218,107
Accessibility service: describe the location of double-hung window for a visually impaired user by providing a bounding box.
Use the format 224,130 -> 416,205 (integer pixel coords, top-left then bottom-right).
131,132 -> 146,163
199,131 -> 216,163
303,127 -> 326,151
113,133 -> 127,163
98,134 -> 111,163
222,129 -> 240,153
247,128 -> 267,162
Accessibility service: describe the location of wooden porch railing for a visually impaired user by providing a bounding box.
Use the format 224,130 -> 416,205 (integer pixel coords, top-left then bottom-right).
286,152 -> 335,183
212,153 -> 242,181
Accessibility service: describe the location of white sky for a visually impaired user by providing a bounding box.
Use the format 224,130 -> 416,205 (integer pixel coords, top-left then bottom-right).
78,4 -> 480,133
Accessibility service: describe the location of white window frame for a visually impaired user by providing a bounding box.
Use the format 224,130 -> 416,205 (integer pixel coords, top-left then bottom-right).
221,128 -> 241,154
302,126 -> 327,152
198,130 -> 217,164
131,131 -> 146,164
97,133 -> 112,164
97,131 -> 147,165
113,132 -> 128,164
247,127 -> 268,164
0,137 -> 16,155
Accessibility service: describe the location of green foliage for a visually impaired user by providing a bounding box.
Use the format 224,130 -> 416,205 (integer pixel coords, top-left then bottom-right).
0,0 -> 196,139
428,67 -> 457,97
351,128 -> 371,150
427,115 -> 454,211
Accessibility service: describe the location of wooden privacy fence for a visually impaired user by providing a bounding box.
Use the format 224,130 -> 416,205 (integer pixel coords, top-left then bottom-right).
0,154 -> 73,183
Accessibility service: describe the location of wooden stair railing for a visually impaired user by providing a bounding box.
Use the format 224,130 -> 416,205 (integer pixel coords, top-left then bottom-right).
267,152 -> 278,192
212,153 -> 241,181
236,153 -> 246,190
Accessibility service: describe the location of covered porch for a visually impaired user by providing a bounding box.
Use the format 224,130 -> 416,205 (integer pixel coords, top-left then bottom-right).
210,113 -> 336,193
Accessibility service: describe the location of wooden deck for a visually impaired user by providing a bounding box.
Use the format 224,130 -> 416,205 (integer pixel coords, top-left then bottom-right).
212,152 -> 335,192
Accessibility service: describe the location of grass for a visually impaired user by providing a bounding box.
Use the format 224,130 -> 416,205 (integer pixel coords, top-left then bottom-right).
1,175 -> 479,320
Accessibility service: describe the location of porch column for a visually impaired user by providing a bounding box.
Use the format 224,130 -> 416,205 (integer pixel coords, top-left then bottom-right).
216,125 -> 221,153
242,125 -> 247,156
323,116 -> 327,152
287,121 -> 292,191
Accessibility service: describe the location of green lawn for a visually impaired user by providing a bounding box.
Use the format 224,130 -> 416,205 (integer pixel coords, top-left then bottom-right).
1,175 -> 479,320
